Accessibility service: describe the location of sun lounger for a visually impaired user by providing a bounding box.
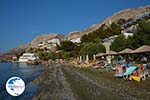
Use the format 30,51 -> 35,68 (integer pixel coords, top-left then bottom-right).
123,66 -> 137,80
123,66 -> 137,76
115,72 -> 124,77
124,65 -> 150,81
92,66 -> 100,69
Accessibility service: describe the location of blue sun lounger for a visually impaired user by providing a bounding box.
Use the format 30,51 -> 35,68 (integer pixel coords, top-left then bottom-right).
123,66 -> 137,76
123,66 -> 137,80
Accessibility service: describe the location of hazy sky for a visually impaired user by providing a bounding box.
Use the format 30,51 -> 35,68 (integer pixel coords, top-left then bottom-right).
0,0 -> 150,52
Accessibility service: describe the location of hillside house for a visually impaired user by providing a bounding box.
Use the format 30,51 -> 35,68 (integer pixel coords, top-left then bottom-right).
70,37 -> 81,43
46,38 -> 60,49
38,38 -> 61,50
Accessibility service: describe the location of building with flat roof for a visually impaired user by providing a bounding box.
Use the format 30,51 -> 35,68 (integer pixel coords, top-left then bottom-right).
38,38 -> 61,50
70,37 -> 81,43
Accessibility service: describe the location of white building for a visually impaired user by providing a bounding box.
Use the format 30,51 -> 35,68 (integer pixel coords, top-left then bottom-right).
37,38 -> 61,50
70,37 -> 81,43
46,38 -> 60,49
123,32 -> 133,38
18,53 -> 39,63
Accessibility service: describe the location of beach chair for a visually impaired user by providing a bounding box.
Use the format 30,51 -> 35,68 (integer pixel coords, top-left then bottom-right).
124,64 -> 149,82
115,72 -> 124,77
123,66 -> 137,80
138,64 -> 150,81
92,60 -> 106,69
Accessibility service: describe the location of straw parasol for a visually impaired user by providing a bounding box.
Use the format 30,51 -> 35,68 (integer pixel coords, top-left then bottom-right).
132,45 -> 150,54
118,48 -> 133,54
105,51 -> 117,56
96,53 -> 105,57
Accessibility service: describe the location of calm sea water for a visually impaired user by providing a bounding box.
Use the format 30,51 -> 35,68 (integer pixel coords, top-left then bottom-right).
0,62 -> 45,100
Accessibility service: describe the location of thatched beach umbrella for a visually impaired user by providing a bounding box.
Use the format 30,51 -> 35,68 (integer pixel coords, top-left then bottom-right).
95,53 -> 105,57
105,51 -> 117,56
118,48 -> 133,54
118,48 -> 133,64
132,45 -> 150,54
105,51 -> 117,64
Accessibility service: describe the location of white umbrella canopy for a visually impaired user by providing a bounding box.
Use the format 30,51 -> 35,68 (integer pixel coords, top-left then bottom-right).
132,45 -> 150,53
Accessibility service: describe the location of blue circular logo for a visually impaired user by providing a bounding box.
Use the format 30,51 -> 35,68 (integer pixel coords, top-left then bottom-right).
5,76 -> 25,96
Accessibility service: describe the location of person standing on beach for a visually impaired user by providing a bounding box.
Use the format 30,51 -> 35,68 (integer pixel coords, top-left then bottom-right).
118,55 -> 122,64
141,56 -> 147,64
45,62 -> 49,72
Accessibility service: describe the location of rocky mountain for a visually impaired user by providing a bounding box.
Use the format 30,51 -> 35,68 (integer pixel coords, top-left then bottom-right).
67,5 -> 150,40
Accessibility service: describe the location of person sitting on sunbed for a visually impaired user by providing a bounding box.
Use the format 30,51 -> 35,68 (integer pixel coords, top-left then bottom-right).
116,63 -> 123,73
139,64 -> 146,74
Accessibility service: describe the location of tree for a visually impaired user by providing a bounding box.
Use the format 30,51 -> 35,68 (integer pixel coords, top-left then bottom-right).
131,20 -> 150,48
136,20 -> 150,35
59,41 -> 75,52
27,48 -> 34,53
93,22 -> 121,39
80,43 -> 106,59
81,33 -> 100,43
70,44 -> 82,57
61,52 -> 71,59
110,20 -> 150,51
38,50 -> 55,61
110,22 -> 121,35
55,52 -> 62,59
117,19 -> 126,25
110,34 -> 127,52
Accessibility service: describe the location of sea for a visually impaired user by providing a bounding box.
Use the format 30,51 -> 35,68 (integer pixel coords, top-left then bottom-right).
0,62 -> 45,100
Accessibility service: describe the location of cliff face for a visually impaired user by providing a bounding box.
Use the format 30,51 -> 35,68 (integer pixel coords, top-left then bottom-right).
67,5 -> 150,40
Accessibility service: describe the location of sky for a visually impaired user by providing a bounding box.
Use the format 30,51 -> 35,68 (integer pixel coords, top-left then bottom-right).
0,0 -> 150,53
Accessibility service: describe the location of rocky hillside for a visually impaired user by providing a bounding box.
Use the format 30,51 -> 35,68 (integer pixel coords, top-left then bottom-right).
67,5 -> 150,40
0,34 -> 65,61
29,33 -> 65,48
